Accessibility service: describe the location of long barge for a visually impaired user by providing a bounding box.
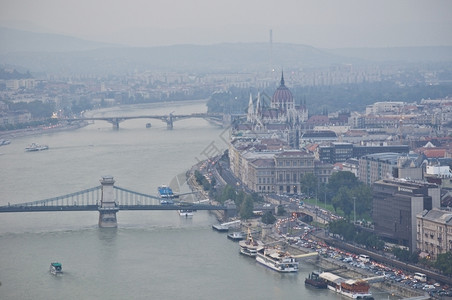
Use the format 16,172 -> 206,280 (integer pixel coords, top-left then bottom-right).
319,272 -> 374,299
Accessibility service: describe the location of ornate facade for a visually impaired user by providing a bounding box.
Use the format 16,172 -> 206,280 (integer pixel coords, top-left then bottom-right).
246,72 -> 308,132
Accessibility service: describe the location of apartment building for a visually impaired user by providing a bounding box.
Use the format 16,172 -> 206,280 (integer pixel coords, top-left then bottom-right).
417,208 -> 452,259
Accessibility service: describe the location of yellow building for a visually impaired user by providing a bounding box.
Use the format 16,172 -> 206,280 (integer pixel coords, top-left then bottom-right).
417,208 -> 452,259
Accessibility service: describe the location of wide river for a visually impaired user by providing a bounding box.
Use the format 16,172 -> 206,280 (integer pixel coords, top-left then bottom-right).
0,100 -> 392,299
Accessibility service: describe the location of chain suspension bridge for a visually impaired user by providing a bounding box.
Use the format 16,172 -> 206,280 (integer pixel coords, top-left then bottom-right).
0,176 -> 230,227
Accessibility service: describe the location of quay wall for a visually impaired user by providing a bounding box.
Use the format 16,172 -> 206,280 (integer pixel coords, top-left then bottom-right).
324,237 -> 452,286
186,169 -> 227,222
264,234 -> 425,299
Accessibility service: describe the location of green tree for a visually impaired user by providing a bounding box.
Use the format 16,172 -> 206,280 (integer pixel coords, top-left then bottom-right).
202,179 -> 211,191
329,219 -> 355,241
332,187 -> 352,216
276,205 -> 286,216
327,171 -> 359,196
300,173 -> 317,196
351,184 -> 373,218
239,195 -> 254,219
210,177 -> 216,189
235,190 -> 246,207
216,184 -> 237,204
434,252 -> 452,276
194,170 -> 204,185
392,248 -> 418,263
261,211 -> 276,225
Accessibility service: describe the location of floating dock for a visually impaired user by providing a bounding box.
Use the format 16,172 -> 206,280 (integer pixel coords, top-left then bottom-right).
212,220 -> 240,232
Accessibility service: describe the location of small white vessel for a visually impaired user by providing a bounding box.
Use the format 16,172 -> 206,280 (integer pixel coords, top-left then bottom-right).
0,139 -> 11,146
255,247 -> 299,273
49,262 -> 63,275
25,143 -> 49,152
178,209 -> 193,217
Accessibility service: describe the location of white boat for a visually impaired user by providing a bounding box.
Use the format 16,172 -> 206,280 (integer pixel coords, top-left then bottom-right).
0,139 -> 11,146
319,272 -> 374,299
49,262 -> 63,275
255,247 -> 299,273
178,209 -> 193,217
239,230 -> 264,257
25,143 -> 49,152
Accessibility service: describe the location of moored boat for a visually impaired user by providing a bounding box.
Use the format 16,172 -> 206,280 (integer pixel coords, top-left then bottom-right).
25,143 -> 49,152
239,230 -> 264,257
178,209 -> 193,217
0,139 -> 11,146
319,272 -> 374,299
305,271 -> 327,289
50,262 -> 63,275
158,185 -> 177,204
255,246 -> 298,273
158,185 -> 174,198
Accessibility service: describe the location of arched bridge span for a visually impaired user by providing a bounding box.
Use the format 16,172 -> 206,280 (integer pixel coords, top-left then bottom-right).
64,113 -> 224,129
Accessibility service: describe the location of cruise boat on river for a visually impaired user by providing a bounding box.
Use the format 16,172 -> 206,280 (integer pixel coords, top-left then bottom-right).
255,247 -> 298,273
319,272 -> 374,299
0,139 -> 11,146
178,209 -> 193,217
25,143 -> 49,152
158,185 -> 177,204
239,230 -> 264,257
305,271 -> 327,289
49,262 -> 63,275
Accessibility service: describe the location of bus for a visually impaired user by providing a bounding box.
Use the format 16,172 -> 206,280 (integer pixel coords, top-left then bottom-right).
414,272 -> 427,282
358,254 -> 370,263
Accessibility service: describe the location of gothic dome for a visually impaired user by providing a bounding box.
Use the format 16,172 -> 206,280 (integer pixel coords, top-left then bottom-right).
271,72 -> 294,109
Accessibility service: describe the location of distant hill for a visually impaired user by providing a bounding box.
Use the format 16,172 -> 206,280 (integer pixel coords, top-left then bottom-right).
0,27 -> 451,75
0,27 -> 115,53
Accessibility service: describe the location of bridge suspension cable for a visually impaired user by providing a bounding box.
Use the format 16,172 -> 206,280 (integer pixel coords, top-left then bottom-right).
113,186 -> 160,206
7,186 -> 102,207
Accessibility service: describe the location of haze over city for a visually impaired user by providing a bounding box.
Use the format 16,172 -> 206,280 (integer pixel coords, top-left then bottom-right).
1,0 -> 452,48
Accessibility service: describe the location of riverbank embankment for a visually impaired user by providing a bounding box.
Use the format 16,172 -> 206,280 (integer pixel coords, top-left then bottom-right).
0,121 -> 88,140
185,159 -> 430,299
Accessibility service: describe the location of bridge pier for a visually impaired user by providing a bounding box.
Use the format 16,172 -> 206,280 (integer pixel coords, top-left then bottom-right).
98,176 -> 119,228
112,119 -> 120,130
167,114 -> 173,130
105,118 -> 120,129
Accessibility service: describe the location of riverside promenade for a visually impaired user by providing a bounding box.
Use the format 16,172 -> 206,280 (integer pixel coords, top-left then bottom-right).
185,157 -> 448,299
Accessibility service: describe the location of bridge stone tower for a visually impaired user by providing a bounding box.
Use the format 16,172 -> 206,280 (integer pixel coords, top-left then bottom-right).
98,175 -> 119,228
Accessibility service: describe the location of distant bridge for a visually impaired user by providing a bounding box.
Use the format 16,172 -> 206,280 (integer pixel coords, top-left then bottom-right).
63,113 -> 224,129
0,176 -> 229,227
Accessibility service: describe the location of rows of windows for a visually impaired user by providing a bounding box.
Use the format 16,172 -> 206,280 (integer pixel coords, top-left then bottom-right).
277,160 -> 313,167
258,177 -> 275,184
258,185 -> 273,191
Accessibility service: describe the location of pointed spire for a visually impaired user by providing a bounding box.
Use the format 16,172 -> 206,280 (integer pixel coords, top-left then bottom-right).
255,92 -> 261,116
247,93 -> 254,122
280,70 -> 285,86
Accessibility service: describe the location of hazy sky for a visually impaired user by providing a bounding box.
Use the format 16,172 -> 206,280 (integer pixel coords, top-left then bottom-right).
1,0 -> 451,48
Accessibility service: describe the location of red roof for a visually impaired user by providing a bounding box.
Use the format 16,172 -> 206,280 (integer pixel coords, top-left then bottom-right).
422,149 -> 446,158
